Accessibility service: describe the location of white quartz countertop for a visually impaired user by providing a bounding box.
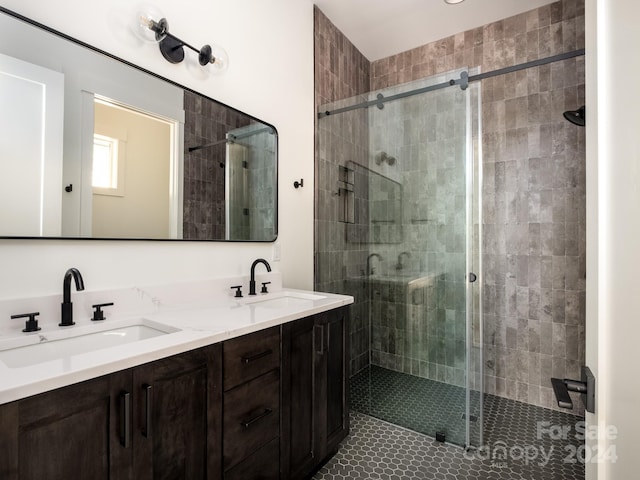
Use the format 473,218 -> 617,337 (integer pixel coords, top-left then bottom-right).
0,275 -> 353,405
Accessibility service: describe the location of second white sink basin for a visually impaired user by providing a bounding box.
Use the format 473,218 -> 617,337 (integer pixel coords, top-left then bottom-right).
0,319 -> 179,369
243,291 -> 326,309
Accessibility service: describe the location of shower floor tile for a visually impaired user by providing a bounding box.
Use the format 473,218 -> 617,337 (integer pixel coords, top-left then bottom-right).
351,365 -> 481,445
317,365 -> 585,480
313,412 -> 584,480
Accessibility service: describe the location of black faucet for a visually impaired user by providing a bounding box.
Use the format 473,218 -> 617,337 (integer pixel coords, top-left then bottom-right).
60,267 -> 85,326
249,258 -> 271,295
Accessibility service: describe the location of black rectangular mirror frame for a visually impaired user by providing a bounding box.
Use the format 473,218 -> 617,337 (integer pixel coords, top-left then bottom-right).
0,6 -> 278,243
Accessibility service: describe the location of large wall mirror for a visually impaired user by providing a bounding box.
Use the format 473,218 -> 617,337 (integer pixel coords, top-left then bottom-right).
0,7 -> 277,241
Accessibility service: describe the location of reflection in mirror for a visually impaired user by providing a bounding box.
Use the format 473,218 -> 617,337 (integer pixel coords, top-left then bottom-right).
0,7 -> 277,242
346,161 -> 402,244
183,93 -> 276,240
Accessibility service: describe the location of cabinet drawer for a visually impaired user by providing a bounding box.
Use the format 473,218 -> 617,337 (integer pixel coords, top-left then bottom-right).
223,326 -> 280,390
224,437 -> 280,480
223,369 -> 280,471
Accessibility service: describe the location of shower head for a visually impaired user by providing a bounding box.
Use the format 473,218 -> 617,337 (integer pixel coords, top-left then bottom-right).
375,151 -> 396,166
563,105 -> 585,126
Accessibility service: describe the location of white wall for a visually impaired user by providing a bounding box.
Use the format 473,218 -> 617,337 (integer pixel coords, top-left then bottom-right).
584,1 -> 599,478
0,0 -> 315,299
586,0 -> 640,478
93,102 -> 171,238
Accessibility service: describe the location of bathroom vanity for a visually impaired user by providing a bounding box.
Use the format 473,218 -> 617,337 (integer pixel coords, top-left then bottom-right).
0,276 -> 353,479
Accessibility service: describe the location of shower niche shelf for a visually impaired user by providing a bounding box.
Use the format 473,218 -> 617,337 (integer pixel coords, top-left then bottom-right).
338,165 -> 354,224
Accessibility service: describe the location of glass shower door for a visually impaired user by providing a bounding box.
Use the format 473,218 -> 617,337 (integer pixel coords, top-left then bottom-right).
318,69 -> 482,448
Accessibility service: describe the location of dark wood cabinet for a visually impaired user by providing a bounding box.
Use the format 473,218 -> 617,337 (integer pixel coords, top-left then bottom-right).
281,315 -> 316,479
281,306 -> 349,479
0,370 -> 131,480
0,306 -> 349,480
0,345 -> 221,480
320,307 -> 350,456
132,345 -> 222,480
222,326 -> 281,479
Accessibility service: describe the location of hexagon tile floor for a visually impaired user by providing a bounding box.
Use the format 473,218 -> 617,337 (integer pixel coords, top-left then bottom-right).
350,365 -> 481,446
313,366 -> 585,480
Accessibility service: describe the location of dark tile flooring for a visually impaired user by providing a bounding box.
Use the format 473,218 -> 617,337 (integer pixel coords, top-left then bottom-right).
313,366 -> 585,480
351,365 -> 481,446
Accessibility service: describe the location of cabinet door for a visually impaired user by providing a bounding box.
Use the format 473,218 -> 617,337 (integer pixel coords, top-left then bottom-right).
314,307 -> 350,462
0,370 -> 133,480
281,307 -> 350,478
132,345 -> 222,480
280,315 -> 316,479
324,307 -> 349,454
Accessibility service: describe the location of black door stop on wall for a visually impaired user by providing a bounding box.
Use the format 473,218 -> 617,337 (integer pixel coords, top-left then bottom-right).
551,366 -> 595,413
294,179 -> 304,188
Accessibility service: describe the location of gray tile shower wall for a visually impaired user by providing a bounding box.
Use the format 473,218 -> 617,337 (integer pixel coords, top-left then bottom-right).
314,0 -> 585,413
370,0 -> 584,90
315,7 -> 371,375
479,55 -> 585,414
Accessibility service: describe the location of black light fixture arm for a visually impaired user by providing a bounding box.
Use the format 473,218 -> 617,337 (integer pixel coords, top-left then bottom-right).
164,31 -> 200,56
143,16 -> 220,66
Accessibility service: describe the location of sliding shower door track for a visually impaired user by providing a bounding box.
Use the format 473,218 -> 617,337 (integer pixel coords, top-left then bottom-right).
318,48 -> 585,119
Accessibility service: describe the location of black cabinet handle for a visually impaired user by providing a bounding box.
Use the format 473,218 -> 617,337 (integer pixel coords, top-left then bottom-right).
326,322 -> 331,352
241,349 -> 273,364
315,324 -> 325,354
241,408 -> 273,429
142,384 -> 152,438
120,391 -> 131,448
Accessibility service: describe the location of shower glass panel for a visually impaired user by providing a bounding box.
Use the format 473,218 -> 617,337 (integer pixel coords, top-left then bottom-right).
318,69 -> 482,448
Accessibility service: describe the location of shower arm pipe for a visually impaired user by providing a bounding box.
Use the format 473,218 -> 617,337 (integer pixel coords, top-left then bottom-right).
318,48 -> 585,119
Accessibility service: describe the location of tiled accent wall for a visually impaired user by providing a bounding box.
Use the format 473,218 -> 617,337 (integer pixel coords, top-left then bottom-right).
315,0 -> 585,412
480,55 -> 585,414
370,0 -> 584,90
183,91 -> 250,240
314,7 -> 371,374
370,0 -> 585,413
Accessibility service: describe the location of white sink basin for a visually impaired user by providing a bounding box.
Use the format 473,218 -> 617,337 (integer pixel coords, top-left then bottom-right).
243,291 -> 326,309
0,319 -> 179,369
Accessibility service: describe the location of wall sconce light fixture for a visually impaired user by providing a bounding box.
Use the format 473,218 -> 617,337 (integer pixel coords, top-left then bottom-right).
137,9 -> 228,71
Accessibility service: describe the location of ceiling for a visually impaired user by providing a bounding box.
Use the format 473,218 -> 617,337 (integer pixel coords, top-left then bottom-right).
313,0 -> 557,61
